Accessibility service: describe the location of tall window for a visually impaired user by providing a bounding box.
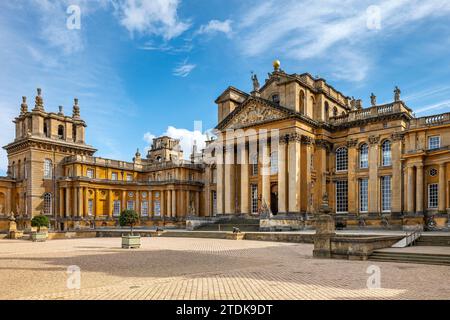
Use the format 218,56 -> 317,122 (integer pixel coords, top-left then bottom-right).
299,91 -> 306,114
428,136 -> 441,150
127,200 -> 135,210
381,140 -> 391,166
212,191 -> 217,215
113,200 -> 121,216
336,147 -> 348,172
251,184 -> 258,214
250,153 -> 258,176
359,179 -> 368,213
154,199 -> 161,216
324,101 -> 329,121
336,180 -> 348,213
428,184 -> 439,209
141,201 -> 148,216
88,199 -> 93,216
111,172 -> 118,181
43,193 -> 52,215
272,94 -> 280,105
11,162 -> 15,178
44,159 -> 52,179
126,174 -> 133,182
72,125 -> 77,142
270,151 -> 278,174
86,169 -> 94,178
381,176 -> 391,212
359,143 -> 369,169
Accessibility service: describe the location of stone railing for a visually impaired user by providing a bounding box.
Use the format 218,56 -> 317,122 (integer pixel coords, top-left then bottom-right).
329,102 -> 411,126
63,155 -> 140,170
409,113 -> 450,129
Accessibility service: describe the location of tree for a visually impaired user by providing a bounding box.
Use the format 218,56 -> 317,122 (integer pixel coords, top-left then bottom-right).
31,215 -> 49,232
119,210 -> 139,235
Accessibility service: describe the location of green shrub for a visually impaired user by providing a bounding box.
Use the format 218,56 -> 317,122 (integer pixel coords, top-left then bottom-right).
31,215 -> 49,232
119,210 -> 139,235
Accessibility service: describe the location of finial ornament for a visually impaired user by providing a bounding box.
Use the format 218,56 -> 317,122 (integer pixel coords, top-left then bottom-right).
34,88 -> 44,111
58,105 -> 64,115
394,86 -> 401,102
251,72 -> 260,92
73,98 -> 80,118
273,59 -> 281,72
20,96 -> 28,114
370,93 -> 377,106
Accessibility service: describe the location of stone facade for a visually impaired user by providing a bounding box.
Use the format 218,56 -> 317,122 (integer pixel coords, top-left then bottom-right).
1,63 -> 450,231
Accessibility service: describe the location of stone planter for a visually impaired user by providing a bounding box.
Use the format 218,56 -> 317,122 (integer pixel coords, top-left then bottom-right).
122,235 -> 141,249
31,232 -> 47,242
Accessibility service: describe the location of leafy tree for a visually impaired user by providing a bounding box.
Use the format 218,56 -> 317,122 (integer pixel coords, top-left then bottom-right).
119,210 -> 139,235
31,215 -> 49,232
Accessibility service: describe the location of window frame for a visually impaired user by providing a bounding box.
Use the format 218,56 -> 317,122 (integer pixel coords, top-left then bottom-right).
428,136 -> 441,150
43,159 -> 53,179
335,147 -> 348,172
359,179 -> 368,213
335,180 -> 349,214
381,140 -> 392,167
43,193 -> 52,216
428,183 -> 439,209
381,176 -> 392,212
251,184 -> 258,214
359,143 -> 369,169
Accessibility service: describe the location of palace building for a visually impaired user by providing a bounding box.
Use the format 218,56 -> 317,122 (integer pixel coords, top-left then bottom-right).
0,61 -> 449,232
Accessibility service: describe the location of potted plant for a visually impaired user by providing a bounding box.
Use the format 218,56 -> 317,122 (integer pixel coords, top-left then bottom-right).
31,215 -> 49,242
119,210 -> 140,249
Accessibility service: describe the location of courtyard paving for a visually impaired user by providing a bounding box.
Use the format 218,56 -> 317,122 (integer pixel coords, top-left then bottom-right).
0,237 -> 449,300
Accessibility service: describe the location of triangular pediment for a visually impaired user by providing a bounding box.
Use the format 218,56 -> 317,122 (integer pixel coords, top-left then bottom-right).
218,97 -> 292,130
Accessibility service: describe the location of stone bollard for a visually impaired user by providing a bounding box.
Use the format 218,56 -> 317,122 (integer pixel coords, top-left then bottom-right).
313,194 -> 336,259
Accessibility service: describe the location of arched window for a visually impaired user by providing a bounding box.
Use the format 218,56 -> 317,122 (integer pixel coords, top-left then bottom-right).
324,101 -> 329,121
43,193 -> 52,215
381,140 -> 391,166
44,159 -> 52,179
11,162 -> 16,178
336,147 -> 348,172
333,107 -> 338,117
58,125 -> 64,139
359,143 -> 369,169
299,91 -> 306,114
270,151 -> 278,174
43,122 -> 48,137
272,94 -> 280,105
250,153 -> 258,176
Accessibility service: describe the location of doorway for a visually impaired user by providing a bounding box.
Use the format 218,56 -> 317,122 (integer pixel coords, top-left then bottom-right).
270,184 -> 278,215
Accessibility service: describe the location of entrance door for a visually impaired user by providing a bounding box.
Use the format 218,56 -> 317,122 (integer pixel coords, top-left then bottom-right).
270,184 -> 278,215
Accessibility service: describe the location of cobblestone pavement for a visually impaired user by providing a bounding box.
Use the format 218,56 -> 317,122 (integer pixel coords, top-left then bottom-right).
0,237 -> 449,300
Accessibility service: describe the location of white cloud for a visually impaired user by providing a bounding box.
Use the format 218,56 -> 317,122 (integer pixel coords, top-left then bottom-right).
196,19 -> 232,37
143,126 -> 207,160
236,0 -> 450,82
172,59 -> 196,77
415,99 -> 450,115
116,0 -> 190,40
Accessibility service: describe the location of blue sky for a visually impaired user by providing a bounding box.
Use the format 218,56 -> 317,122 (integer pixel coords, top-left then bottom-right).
1,0 -> 450,175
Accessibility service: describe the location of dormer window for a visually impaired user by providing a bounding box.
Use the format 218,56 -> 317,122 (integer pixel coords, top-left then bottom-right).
271,94 -> 280,105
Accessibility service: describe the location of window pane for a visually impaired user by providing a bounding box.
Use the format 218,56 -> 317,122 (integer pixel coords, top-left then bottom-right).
251,184 -> 258,214
381,176 -> 391,211
336,180 -> 348,213
270,151 -> 278,174
336,147 -> 348,171
428,136 -> 440,150
113,200 -> 121,216
141,201 -> 148,216
382,141 -> 391,166
360,144 -> 368,168
428,184 -> 438,208
359,179 -> 368,212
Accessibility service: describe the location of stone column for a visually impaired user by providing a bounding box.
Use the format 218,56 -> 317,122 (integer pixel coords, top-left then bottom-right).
240,141 -> 249,214
261,143 -> 271,210
195,191 -> 200,216
65,187 -> 70,217
278,136 -> 287,213
347,139 -> 358,215
172,190 -> 177,217
407,166 -> 415,214
416,164 -> 424,214
108,189 -> 113,218
84,187 -> 89,217
368,136 -> 380,215
224,144 -> 235,214
391,133 -> 404,215
78,187 -> 83,217
304,136 -> 314,214
161,190 -> 165,217
149,191 -> 153,217
121,190 -> 126,212
59,188 -> 64,217
186,190 -> 190,215
439,163 -> 446,213
288,133 -> 301,213
167,190 -> 172,217
216,147 -> 224,215
136,191 -> 140,215
73,187 -> 78,217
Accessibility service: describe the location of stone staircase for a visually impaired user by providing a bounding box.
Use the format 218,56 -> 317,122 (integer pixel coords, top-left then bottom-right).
370,250 -> 450,266
415,235 -> 450,246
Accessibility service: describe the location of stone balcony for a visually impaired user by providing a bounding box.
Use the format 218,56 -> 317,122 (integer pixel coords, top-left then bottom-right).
329,101 -> 412,127
409,112 -> 450,129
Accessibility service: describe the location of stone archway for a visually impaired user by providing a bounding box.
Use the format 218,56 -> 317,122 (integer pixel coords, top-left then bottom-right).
270,184 -> 278,215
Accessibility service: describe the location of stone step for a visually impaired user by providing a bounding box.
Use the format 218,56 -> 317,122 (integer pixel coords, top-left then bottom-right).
370,251 -> 450,266
416,236 -> 450,246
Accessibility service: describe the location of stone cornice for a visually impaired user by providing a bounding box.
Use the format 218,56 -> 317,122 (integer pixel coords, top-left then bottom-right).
3,136 -> 96,155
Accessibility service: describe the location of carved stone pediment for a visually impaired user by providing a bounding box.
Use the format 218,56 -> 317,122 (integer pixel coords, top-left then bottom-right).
224,102 -> 287,129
